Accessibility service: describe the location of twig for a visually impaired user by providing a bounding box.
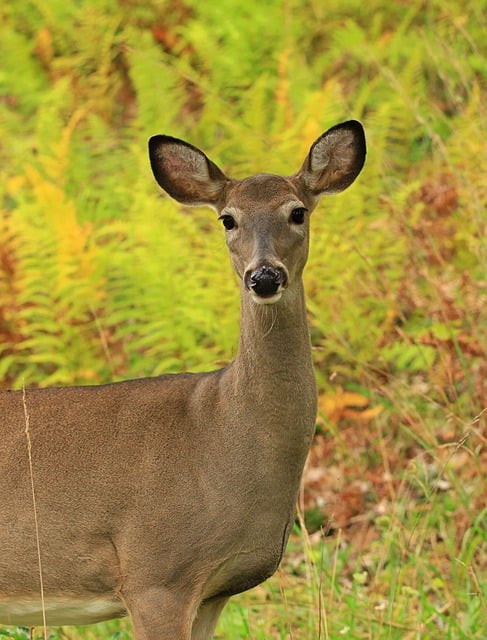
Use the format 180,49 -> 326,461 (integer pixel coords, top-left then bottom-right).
22,386 -> 48,640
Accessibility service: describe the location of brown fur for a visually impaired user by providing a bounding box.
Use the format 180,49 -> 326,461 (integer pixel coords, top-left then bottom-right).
0,121 -> 365,639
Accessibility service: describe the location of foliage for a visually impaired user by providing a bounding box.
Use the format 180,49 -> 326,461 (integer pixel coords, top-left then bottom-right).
1,0 -> 486,637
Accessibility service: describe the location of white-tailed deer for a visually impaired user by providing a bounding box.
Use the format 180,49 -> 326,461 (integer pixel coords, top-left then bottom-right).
0,121 -> 366,639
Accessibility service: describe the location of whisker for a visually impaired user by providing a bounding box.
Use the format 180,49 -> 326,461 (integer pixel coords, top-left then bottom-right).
262,304 -> 278,338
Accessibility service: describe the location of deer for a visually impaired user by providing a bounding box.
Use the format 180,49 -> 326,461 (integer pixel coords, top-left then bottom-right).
0,120 -> 366,639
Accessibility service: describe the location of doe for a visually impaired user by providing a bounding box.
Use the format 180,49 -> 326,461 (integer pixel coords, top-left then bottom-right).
0,120 -> 366,639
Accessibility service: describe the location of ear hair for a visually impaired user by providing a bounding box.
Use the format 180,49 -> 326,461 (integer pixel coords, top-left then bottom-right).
149,136 -> 228,206
295,120 -> 366,197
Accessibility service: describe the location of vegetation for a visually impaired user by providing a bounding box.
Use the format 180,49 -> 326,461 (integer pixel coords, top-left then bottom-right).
1,0 -> 486,637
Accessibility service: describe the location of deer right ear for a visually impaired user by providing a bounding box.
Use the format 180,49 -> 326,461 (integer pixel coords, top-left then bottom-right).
149,136 -> 228,207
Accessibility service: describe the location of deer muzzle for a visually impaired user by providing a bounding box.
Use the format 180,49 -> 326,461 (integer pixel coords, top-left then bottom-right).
244,264 -> 288,304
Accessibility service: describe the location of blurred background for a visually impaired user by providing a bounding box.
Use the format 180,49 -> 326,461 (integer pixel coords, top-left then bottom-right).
1,0 -> 486,638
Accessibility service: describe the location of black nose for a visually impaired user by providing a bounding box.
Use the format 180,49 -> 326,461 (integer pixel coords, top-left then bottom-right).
244,266 -> 287,297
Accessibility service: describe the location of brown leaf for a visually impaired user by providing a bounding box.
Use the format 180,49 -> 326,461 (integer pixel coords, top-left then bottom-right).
318,388 -> 383,426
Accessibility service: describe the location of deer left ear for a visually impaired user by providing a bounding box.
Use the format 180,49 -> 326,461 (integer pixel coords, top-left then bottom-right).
149,135 -> 229,207
295,120 -> 366,197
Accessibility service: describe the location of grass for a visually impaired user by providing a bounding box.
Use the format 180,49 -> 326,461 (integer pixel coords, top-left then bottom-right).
1,0 -> 486,637
221,477 -> 487,639
6,438 -> 486,639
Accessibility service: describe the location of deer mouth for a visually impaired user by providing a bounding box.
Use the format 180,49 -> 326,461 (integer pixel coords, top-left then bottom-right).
250,290 -> 283,305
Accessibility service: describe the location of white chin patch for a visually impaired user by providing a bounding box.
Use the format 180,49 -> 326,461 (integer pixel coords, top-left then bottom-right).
251,291 -> 283,305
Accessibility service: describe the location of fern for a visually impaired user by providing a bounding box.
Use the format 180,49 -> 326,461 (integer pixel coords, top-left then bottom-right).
1,1 -> 487,637
1,0 -> 485,402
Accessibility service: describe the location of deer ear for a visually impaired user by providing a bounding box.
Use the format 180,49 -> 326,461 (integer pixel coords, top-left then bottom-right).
296,120 -> 366,197
149,136 -> 228,207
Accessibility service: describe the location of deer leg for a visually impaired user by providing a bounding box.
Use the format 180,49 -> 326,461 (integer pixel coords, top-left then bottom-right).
123,586 -> 194,640
191,598 -> 228,640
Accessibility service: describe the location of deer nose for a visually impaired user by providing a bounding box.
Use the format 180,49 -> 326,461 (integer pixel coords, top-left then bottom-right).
244,265 -> 288,298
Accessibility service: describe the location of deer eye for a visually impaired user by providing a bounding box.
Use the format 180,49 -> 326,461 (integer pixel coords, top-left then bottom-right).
219,214 -> 236,231
289,207 -> 307,225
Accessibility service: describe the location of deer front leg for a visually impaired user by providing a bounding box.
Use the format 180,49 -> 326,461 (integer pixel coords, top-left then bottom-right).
123,586 -> 195,640
191,597 -> 228,640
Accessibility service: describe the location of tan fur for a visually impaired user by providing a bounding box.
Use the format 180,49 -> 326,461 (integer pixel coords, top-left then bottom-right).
0,121 -> 365,639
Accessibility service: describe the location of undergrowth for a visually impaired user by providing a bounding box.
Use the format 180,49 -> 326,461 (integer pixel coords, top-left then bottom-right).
1,0 -> 486,637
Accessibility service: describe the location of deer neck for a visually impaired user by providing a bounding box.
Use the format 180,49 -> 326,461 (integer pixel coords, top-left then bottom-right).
217,279 -> 318,512
229,280 -> 317,431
